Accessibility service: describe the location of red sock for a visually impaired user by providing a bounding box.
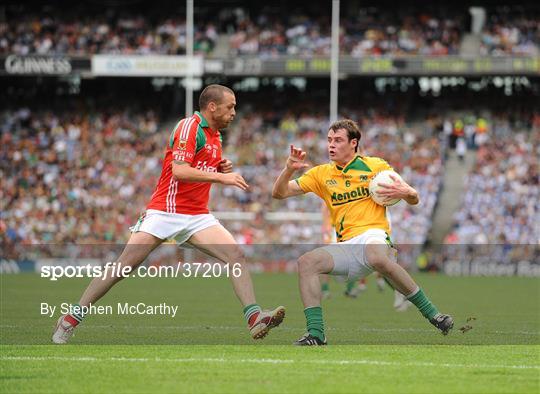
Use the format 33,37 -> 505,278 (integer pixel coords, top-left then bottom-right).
248,312 -> 260,326
65,315 -> 80,327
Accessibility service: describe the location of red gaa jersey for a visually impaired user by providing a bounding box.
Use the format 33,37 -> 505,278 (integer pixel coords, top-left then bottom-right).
146,111 -> 222,214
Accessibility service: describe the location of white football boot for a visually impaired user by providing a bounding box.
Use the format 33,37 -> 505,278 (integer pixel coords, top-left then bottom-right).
52,315 -> 76,344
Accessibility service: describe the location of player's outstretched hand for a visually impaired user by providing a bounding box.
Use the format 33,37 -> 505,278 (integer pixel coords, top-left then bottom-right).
286,144 -> 309,171
219,158 -> 233,173
220,172 -> 249,191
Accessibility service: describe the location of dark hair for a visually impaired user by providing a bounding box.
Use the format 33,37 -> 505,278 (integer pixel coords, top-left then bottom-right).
199,84 -> 234,110
329,119 -> 361,152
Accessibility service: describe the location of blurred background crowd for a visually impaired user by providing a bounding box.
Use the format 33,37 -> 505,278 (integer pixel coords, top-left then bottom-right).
446,133 -> 539,245
2,101 -> 538,250
1,3 -> 538,56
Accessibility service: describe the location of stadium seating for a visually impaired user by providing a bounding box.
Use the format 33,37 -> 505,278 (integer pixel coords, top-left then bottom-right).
480,6 -> 539,56
446,131 -> 539,245
1,105 -> 445,246
1,109 -> 162,244
2,4 -> 537,56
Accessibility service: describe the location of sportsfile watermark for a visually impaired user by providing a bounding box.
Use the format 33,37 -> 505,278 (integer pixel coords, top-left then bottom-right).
40,262 -> 243,281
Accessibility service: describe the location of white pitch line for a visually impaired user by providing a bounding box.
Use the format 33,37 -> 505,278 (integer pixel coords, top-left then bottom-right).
1,356 -> 538,370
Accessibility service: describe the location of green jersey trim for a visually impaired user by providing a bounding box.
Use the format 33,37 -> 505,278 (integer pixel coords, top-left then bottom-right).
195,126 -> 207,153
385,233 -> 394,247
336,216 -> 345,241
194,111 -> 209,128
343,156 -> 372,173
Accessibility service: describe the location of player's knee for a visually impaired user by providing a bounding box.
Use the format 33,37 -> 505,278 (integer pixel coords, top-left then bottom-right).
297,251 -> 325,275
365,242 -> 393,273
223,245 -> 245,264
297,253 -> 315,275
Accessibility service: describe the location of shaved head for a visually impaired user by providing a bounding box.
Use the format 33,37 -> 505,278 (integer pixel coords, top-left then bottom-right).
199,84 -> 235,110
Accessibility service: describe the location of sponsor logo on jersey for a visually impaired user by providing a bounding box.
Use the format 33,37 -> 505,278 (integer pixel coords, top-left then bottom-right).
174,150 -> 193,161
204,143 -> 219,158
205,143 -> 219,150
359,175 -> 369,182
195,160 -> 217,172
330,186 -> 370,205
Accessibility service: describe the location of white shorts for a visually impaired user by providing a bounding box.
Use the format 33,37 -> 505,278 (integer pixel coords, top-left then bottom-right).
130,209 -> 220,243
322,229 -> 396,280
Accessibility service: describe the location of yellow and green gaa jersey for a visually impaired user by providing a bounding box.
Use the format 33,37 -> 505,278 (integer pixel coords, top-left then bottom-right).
296,155 -> 392,242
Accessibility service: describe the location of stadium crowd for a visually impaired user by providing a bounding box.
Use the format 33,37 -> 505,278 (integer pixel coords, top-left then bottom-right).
445,130 -> 539,246
1,104 -> 444,248
0,15 -> 218,55
229,8 -> 463,57
480,7 -> 539,56
1,108 -> 163,244
1,4 -> 538,57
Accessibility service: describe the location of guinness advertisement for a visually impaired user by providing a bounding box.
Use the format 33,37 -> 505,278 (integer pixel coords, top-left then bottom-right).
1,54 -> 538,77
1,55 -> 90,75
91,55 -> 204,77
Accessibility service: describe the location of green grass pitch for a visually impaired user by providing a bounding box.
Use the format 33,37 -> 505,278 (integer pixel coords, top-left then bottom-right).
1,272 -> 539,393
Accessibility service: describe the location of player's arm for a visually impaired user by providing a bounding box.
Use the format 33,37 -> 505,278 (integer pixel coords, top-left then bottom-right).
170,120 -> 247,190
172,161 -> 248,191
272,145 -> 309,199
377,174 -> 419,205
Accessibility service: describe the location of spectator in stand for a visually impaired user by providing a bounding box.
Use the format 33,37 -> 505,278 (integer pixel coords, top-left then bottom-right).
447,131 -> 539,246
1,108 -> 161,245
1,4 -> 538,57
480,6 -> 539,56
1,104 -> 444,250
2,103 -> 535,252
229,7 -> 463,57
0,14 -> 217,55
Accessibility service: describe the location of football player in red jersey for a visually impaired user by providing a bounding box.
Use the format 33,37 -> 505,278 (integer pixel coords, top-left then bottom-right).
53,85 -> 285,344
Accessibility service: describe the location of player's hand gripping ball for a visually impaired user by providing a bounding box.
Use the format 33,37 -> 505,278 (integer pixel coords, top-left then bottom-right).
369,170 -> 402,206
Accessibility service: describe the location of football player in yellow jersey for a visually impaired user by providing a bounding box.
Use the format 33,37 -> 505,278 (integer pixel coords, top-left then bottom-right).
272,119 -> 453,345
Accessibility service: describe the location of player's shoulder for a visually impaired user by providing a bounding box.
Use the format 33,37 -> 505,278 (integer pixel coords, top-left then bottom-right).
361,155 -> 387,164
175,114 -> 204,139
306,162 -> 333,176
361,156 -> 391,171
297,162 -> 332,184
187,113 -> 203,130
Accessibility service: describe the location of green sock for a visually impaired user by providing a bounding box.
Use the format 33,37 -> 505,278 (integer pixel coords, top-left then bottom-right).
346,280 -> 356,292
407,288 -> 439,320
243,304 -> 261,325
321,282 -> 330,292
304,306 -> 325,341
